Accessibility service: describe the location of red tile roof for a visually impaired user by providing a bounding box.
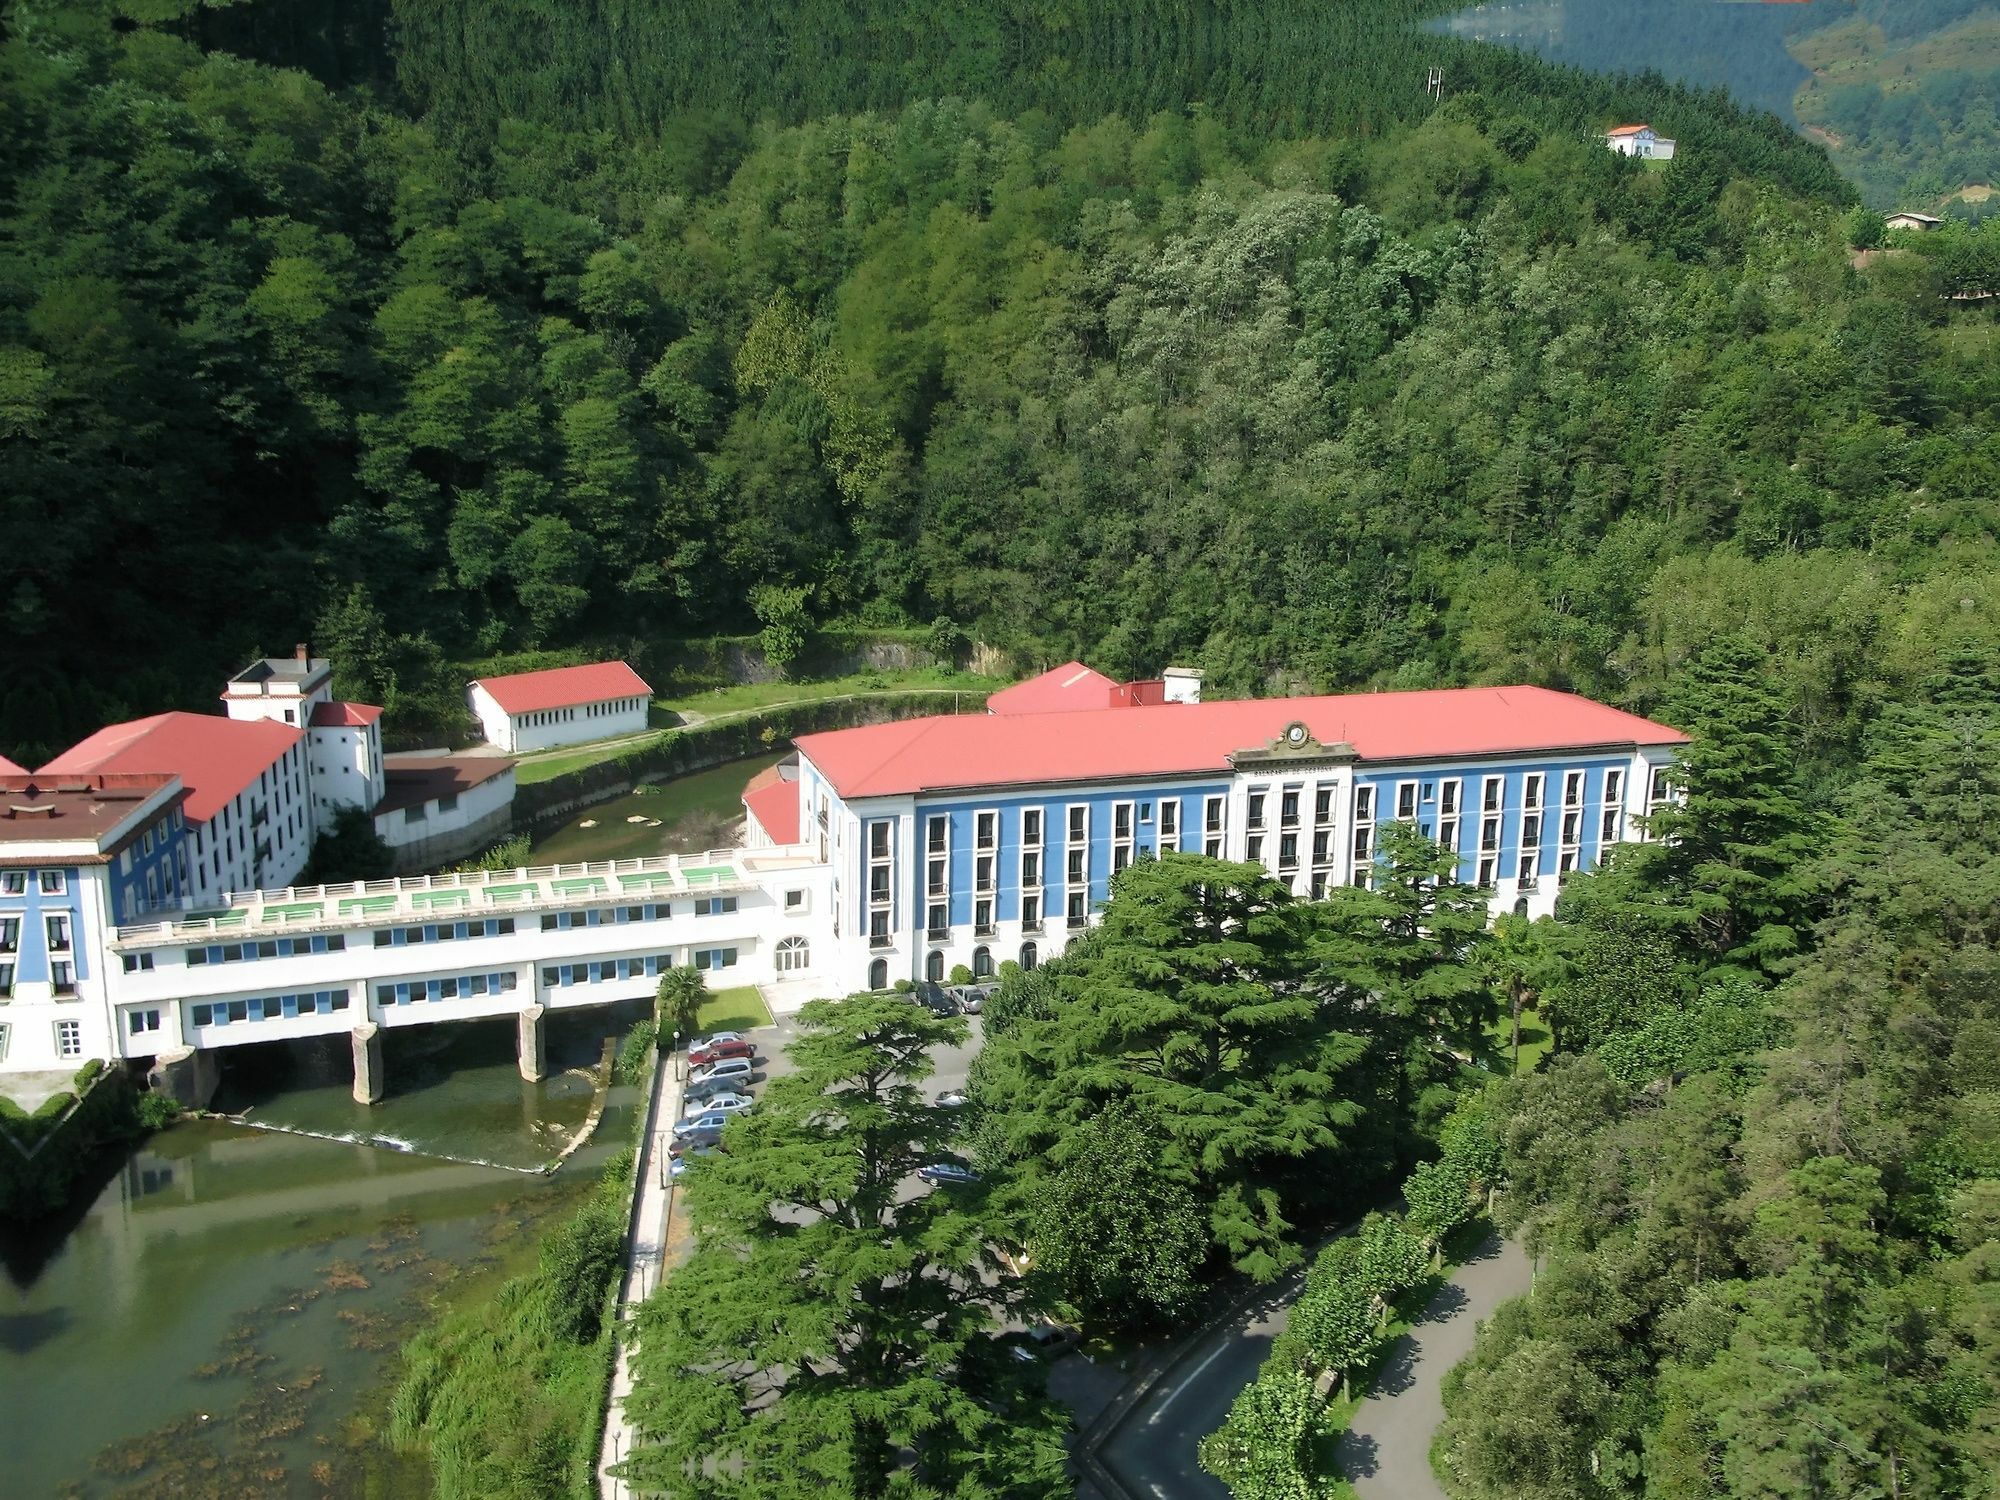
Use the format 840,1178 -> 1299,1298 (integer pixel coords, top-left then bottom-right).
1605,123 -> 1651,135
42,713 -> 303,824
0,753 -> 26,776
742,777 -> 801,845
309,700 -> 383,729
797,686 -> 1686,800
986,662 -> 1120,715
471,661 -> 652,715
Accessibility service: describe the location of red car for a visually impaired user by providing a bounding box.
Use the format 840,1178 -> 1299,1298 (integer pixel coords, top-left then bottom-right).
688,1036 -> 754,1067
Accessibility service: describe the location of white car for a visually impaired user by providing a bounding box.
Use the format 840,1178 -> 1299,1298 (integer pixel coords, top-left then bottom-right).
685,1091 -> 754,1119
691,1031 -> 744,1050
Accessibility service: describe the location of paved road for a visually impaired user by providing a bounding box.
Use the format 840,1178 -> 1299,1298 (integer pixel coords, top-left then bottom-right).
1095,1229 -> 1532,1500
1334,1230 -> 1532,1500
1098,1272 -> 1308,1500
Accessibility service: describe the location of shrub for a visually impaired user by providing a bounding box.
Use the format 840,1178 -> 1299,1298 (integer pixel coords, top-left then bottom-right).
72,1059 -> 104,1090
615,1020 -> 657,1086
136,1090 -> 182,1129
949,963 -> 974,985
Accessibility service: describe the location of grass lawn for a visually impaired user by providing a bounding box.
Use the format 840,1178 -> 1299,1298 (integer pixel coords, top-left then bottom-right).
1481,1002 -> 1552,1075
697,987 -> 772,1034
654,667 -> 1000,724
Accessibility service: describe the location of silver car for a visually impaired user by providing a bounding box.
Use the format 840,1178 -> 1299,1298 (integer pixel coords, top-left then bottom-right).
685,1090 -> 754,1119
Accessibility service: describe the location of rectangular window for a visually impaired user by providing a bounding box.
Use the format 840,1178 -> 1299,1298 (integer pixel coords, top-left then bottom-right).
1278,833 -> 1299,870
1022,851 -> 1041,887
975,854 -> 995,893
1113,802 -> 1133,840
127,1008 -> 161,1036
1437,816 -> 1459,853
45,914 -> 71,953
0,963 -> 13,999
975,898 -> 994,935
1066,848 -> 1086,884
55,1019 -> 82,1058
1518,849 -> 1540,889
1522,812 -> 1543,848
1246,790 -> 1267,830
1314,787 -> 1333,824
1601,806 -> 1623,845
1021,892 -> 1041,931
1482,776 -> 1504,814
50,962 -> 75,995
1523,773 -> 1545,812
1354,786 -> 1375,823
1477,856 -> 1497,888
927,902 -> 949,939
40,869 -> 66,895
121,951 -> 154,973
1280,788 -> 1300,828
0,918 -> 15,953
1561,811 -> 1582,846
1563,770 -> 1585,808
1604,767 -> 1625,808
868,910 -> 890,947
1066,890 -> 1086,929
0,1022 -> 8,1059
1,872 -> 23,895
975,810 -> 997,850
1396,782 -> 1417,820
1247,834 -> 1264,864
928,815 -> 949,854
1067,805 -> 1087,843
1022,808 -> 1042,846
694,896 -> 738,916
438,792 -> 459,814
1204,795 -> 1226,834
1158,799 -> 1180,851
1440,779 -> 1460,816
870,821 -> 891,859
875,864 -> 896,902
784,888 -> 805,910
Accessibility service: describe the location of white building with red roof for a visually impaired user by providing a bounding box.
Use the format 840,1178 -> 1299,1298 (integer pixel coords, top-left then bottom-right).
467,661 -> 653,754
1603,123 -> 1676,160
792,675 -> 1687,989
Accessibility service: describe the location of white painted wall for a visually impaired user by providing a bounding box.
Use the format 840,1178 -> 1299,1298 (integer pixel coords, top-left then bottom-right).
377,768 -> 517,850
467,685 -> 649,754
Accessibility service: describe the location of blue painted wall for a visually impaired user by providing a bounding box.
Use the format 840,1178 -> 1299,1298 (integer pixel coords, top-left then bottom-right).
3,866 -> 90,984
109,805 -> 188,924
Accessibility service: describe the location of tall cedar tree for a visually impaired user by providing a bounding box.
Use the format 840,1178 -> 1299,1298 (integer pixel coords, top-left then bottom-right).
1645,637 -> 1820,975
620,993 -> 1068,1499
1313,821 -> 1493,1156
974,854 -> 1365,1283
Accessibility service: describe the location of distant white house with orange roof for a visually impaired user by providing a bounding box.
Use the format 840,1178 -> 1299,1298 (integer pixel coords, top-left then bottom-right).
1603,123 -> 1677,161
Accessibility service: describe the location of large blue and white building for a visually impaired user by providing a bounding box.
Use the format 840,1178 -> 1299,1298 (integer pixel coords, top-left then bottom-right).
0,660 -> 1683,1095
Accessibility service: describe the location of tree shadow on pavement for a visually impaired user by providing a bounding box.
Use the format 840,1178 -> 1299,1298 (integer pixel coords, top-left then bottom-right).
1332,1429 -> 1382,1478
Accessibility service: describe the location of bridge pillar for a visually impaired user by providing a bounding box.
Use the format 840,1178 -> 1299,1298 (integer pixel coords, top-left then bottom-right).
517,1004 -> 547,1083
351,1024 -> 384,1105
148,1047 -> 219,1110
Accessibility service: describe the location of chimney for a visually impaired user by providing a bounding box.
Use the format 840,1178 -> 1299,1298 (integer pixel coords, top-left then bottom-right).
1163,667 -> 1203,705
295,642 -> 310,665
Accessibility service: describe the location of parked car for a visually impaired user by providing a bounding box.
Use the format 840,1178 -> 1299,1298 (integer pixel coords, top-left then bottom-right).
917,983 -> 959,1017
674,1109 -> 733,1139
958,983 -> 997,1015
671,1123 -> 724,1153
685,1090 -> 753,1119
934,1090 -> 970,1109
688,1056 -> 755,1088
690,1031 -> 745,1051
684,1069 -> 751,1102
670,1144 -> 719,1178
689,1036 -> 755,1067
917,1161 -> 982,1186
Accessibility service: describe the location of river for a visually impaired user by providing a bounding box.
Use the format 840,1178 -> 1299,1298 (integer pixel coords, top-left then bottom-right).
2,1003 -> 647,1499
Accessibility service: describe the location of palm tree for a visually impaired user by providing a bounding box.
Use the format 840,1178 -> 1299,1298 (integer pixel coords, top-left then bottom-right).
1482,914 -> 1564,1072
655,965 -> 707,1052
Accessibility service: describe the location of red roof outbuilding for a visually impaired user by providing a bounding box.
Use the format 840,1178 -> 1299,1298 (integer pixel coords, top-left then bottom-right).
309,700 -> 384,729
471,661 -> 652,716
42,713 -> 303,823
797,686 -> 1686,801
986,662 -> 1120,715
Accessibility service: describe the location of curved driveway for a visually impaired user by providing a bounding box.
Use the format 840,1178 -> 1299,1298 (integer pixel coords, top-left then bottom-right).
1083,1229 -> 1531,1500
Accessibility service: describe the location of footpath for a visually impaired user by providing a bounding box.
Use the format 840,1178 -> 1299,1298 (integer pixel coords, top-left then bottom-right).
597,1045 -> 686,1498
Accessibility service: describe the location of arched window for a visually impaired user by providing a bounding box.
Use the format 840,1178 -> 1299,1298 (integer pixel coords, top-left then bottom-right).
1512,896 -> 1530,918
926,950 -> 945,982
1018,942 -> 1038,971
868,958 -> 889,991
972,946 -> 993,979
775,936 -> 809,973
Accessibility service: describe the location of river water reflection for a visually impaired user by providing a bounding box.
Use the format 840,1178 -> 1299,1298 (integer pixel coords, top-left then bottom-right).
3,1004 -> 645,1499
